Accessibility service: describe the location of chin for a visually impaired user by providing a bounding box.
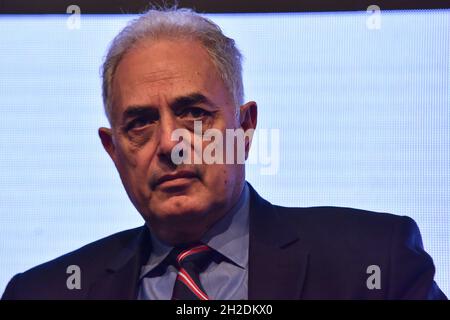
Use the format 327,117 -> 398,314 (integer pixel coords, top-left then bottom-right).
151,196 -> 210,220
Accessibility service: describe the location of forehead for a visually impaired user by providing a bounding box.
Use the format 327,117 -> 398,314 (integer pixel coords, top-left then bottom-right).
110,38 -> 230,118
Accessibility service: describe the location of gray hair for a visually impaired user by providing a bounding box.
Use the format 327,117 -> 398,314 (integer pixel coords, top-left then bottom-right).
101,7 -> 244,124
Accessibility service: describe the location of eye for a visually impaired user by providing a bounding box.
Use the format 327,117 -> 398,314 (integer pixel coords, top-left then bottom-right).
126,117 -> 156,131
179,107 -> 211,119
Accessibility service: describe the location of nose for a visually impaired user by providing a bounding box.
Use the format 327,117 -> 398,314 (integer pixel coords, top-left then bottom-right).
156,113 -> 180,164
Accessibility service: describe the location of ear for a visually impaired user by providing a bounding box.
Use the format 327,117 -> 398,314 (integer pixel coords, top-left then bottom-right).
98,127 -> 117,164
239,101 -> 257,131
239,101 -> 258,159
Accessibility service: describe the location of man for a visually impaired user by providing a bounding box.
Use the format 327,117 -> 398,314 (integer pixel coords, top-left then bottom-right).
2,8 -> 446,300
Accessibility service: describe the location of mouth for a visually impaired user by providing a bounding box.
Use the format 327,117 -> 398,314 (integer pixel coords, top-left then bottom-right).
154,171 -> 198,189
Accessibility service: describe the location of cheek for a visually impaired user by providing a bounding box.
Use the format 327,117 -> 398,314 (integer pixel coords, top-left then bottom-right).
116,143 -> 138,168
202,163 -> 237,191
115,139 -> 156,181
115,143 -> 157,206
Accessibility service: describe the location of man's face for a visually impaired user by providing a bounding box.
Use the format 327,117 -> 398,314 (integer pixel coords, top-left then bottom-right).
99,39 -> 256,244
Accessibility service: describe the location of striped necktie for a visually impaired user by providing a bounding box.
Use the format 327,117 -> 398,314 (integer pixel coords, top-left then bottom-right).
171,244 -> 212,300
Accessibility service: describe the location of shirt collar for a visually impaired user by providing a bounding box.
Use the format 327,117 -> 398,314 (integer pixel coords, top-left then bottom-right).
140,183 -> 250,279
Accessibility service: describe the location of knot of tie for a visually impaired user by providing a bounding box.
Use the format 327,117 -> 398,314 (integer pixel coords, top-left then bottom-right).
171,243 -> 212,300
174,244 -> 211,270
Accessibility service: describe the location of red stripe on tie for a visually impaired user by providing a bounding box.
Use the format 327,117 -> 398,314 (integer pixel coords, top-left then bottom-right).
177,268 -> 209,300
177,245 -> 209,264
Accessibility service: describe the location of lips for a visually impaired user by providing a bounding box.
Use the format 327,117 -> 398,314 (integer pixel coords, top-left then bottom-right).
155,170 -> 198,188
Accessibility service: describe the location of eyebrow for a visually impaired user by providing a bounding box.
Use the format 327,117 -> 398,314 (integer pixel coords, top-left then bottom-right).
121,92 -> 216,121
171,93 -> 216,110
122,106 -> 156,120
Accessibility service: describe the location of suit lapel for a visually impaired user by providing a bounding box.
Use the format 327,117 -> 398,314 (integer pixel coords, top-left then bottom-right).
87,226 -> 152,299
248,185 -> 309,299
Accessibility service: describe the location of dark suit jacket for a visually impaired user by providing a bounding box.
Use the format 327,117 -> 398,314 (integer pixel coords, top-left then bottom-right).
2,185 -> 447,299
